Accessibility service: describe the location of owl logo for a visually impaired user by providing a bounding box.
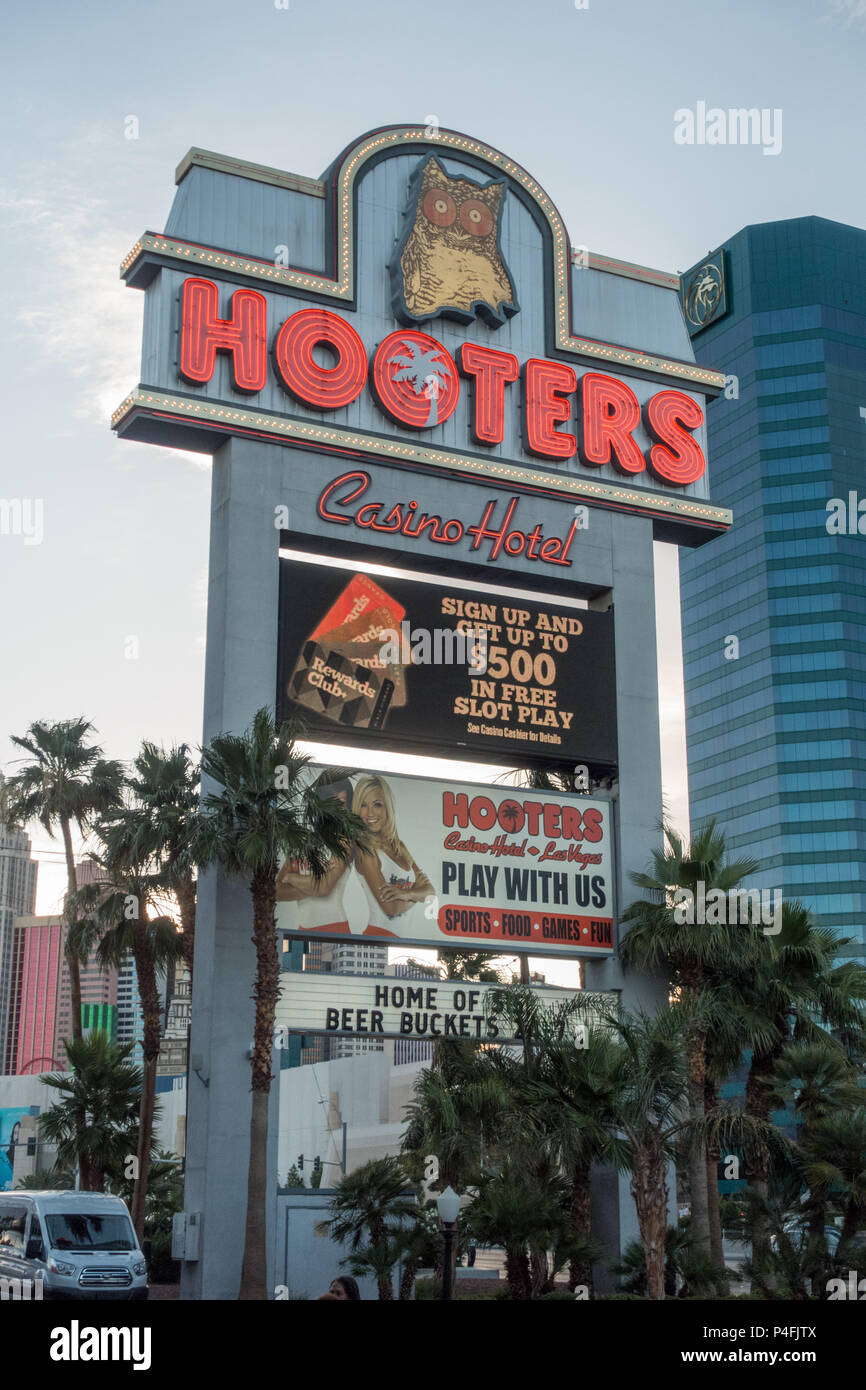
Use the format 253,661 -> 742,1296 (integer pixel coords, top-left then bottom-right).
390,157 -> 518,329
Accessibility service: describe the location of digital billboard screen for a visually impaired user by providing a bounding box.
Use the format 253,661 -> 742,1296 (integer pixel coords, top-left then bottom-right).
276,559 -> 617,770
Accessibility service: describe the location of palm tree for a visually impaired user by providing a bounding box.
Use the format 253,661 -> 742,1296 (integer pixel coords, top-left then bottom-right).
711,902 -> 866,1265
387,341 -> 450,425
196,709 -> 365,1300
402,1038 -> 506,1289
737,1172 -> 818,1300
476,986 -> 616,1294
97,742 -> 200,979
38,1034 -> 143,1191
320,1157 -> 419,1300
526,1025 -> 629,1293
408,949 -> 506,982
607,1003 -> 689,1300
466,1161 -> 591,1299
402,1040 -> 501,1194
71,861 -> 184,1240
391,1203 -> 441,1301
767,1040 -> 862,1271
800,1108 -> 866,1257
2,718 -> 123,1044
613,1225 -> 717,1297
15,1168 -> 75,1190
620,819 -> 760,1265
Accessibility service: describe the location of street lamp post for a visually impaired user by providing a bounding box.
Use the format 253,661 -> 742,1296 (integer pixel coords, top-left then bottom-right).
436,1186 -> 461,1302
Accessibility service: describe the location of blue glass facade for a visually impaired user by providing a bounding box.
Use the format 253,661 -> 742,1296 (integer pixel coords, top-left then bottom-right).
681,217 -> 866,959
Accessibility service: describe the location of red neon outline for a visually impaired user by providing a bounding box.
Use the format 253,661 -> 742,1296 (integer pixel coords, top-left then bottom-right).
578,372 -> 645,475
273,307 -> 367,410
522,358 -> 577,460
370,331 -> 460,431
178,277 -> 267,393
457,343 -> 519,446
643,390 -> 706,485
317,470 -> 466,545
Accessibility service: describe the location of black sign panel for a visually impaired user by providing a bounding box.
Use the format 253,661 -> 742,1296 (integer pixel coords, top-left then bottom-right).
277,559 -> 617,769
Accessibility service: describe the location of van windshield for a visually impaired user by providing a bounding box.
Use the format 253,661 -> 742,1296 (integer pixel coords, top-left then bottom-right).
44,1213 -> 136,1253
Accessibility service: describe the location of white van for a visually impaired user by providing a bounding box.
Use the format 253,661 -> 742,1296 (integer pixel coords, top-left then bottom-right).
0,1191 -> 148,1300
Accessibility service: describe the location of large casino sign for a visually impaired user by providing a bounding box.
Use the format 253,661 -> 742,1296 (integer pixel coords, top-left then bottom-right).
178,281 -> 706,487
113,127 -> 731,540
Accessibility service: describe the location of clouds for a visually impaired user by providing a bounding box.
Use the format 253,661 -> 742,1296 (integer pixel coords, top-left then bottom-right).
0,133 -> 207,472
824,0 -> 866,24
0,168 -> 143,423
0,179 -> 142,425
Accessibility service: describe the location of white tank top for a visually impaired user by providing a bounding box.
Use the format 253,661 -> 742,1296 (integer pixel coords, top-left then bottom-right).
362,848 -> 431,938
361,848 -> 415,932
293,863 -> 352,931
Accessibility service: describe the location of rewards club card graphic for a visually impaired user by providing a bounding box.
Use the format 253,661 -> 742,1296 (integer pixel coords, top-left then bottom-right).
288,574 -> 408,730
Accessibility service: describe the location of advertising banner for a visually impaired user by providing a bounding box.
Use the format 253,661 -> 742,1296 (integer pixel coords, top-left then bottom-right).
277,558 -> 617,770
0,1108 -> 29,1191
275,974 -> 615,1043
274,768 -> 615,956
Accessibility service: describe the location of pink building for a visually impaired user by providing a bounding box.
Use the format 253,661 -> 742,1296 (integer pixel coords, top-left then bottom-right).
14,916 -> 66,1075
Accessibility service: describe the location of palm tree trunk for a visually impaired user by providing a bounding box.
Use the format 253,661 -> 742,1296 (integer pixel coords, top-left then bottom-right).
238,870 -> 280,1300
744,1042 -> 778,1276
176,874 -> 196,981
80,1157 -> 103,1191
369,1218 -> 394,1300
706,1150 -> 725,1274
838,1201 -> 864,1255
631,1130 -> 668,1301
684,1004 -> 711,1260
529,1245 -> 550,1297
704,1078 -> 725,1282
60,816 -> 83,1045
505,1246 -> 531,1300
398,1256 -> 417,1301
130,922 -> 161,1241
569,1165 -> 593,1293
239,1090 -> 270,1300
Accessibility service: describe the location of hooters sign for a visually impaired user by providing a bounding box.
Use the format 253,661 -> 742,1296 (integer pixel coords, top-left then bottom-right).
113,125 -> 731,538
177,284 -> 705,486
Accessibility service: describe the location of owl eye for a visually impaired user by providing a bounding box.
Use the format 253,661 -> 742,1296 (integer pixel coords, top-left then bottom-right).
422,189 -> 456,227
459,199 -> 494,237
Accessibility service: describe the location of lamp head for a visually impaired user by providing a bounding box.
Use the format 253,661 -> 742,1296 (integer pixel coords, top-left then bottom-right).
436,1186 -> 461,1225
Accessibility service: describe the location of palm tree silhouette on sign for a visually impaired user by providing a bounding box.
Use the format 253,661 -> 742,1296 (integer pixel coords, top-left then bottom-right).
388,341 -> 450,426
499,801 -> 523,833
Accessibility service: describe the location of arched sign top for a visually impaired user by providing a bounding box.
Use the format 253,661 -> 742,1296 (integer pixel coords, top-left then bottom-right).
114,124 -> 732,541
123,124 -> 725,391
323,124 -> 561,320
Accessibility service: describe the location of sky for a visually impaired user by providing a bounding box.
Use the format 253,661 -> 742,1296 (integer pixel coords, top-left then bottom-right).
2,0 -> 864,946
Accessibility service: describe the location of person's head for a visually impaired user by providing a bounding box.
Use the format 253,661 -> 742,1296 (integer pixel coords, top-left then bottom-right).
319,778 -> 353,808
353,775 -> 400,852
329,1275 -> 361,1301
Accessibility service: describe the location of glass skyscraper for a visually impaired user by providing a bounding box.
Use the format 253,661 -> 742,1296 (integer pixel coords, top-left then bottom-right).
680,215 -> 866,960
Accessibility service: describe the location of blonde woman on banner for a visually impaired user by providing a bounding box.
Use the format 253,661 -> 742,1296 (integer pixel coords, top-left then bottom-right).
275,777 -> 356,934
353,774 -> 435,938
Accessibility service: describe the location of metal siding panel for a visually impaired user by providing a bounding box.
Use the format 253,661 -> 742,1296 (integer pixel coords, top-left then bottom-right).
165,168 -> 325,271
571,267 -> 694,361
